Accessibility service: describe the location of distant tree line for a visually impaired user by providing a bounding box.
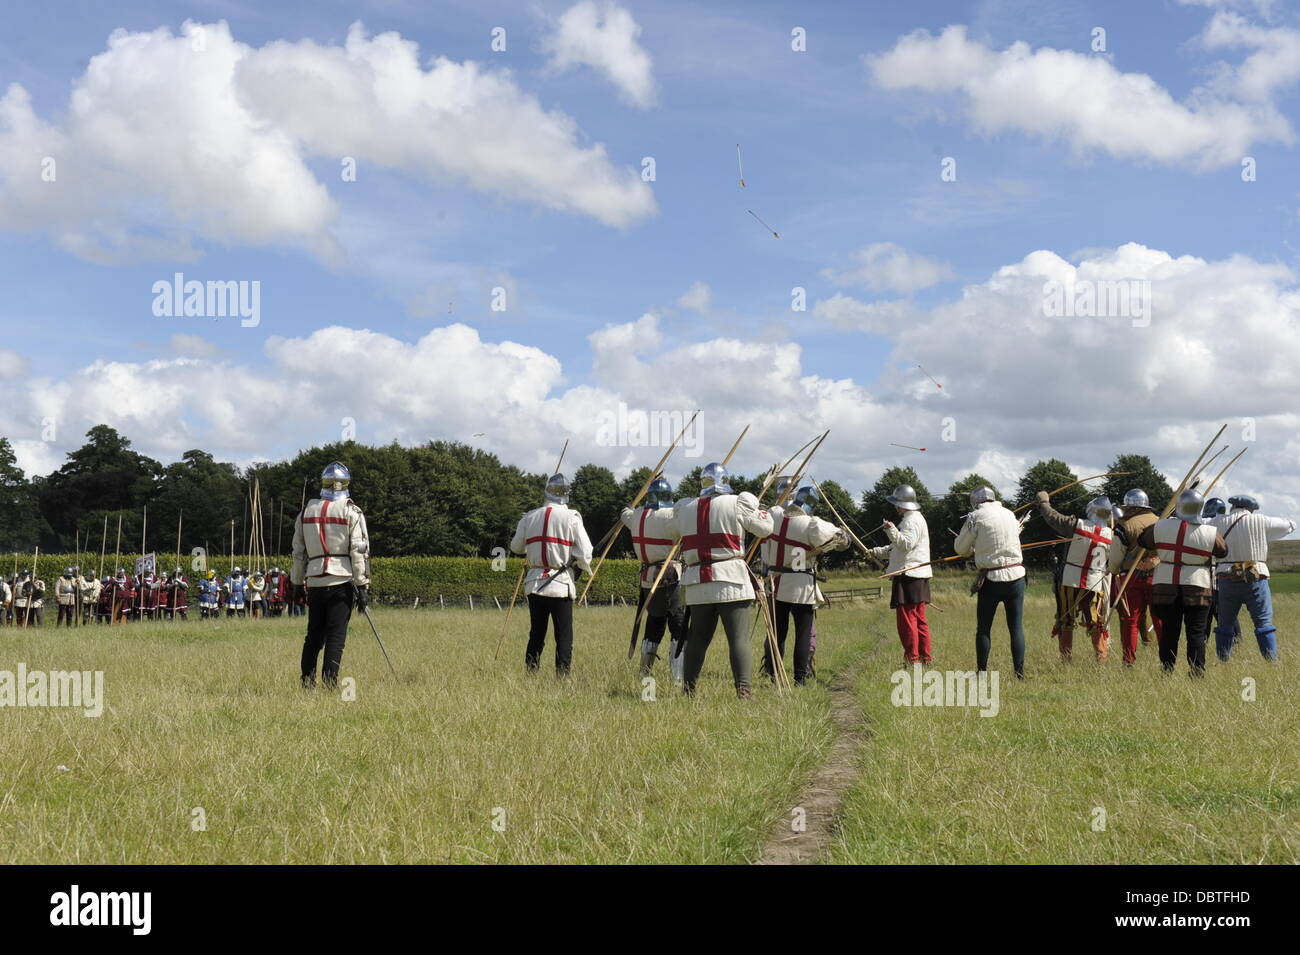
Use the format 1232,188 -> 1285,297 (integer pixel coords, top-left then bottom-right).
0,427 -> 1173,569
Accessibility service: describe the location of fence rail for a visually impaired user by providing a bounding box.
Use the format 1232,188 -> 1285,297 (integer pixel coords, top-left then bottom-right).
821,586 -> 883,604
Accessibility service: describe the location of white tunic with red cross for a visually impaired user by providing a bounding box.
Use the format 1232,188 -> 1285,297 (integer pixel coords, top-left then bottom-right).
290,497 -> 371,590
510,504 -> 593,599
1063,518 -> 1120,593
621,505 -> 678,588
760,506 -> 847,604
1151,518 -> 1216,590
670,491 -> 773,606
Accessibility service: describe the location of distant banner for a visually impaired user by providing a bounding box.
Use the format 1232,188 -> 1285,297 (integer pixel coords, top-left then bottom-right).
134,553 -> 157,578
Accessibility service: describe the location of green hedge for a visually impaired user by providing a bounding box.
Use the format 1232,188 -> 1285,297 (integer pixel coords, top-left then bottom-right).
13,553 -> 644,604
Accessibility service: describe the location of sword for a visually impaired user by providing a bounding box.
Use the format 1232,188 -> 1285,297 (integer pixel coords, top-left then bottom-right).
538,561 -> 578,591
360,605 -> 396,676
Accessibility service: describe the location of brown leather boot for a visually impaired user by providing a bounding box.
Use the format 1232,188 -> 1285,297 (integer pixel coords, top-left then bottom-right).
736,685 -> 753,701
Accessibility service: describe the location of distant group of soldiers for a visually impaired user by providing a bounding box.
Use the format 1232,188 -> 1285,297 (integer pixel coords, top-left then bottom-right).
0,564 -> 306,625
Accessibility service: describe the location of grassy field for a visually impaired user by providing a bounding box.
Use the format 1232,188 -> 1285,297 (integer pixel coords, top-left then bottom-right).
830,577 -> 1300,864
0,604 -> 871,864
1,572 -> 1295,864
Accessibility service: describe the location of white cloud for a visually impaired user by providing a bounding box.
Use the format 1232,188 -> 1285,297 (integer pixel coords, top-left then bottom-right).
813,242 -> 1300,514
0,348 -> 29,379
541,1 -> 658,108
813,294 -> 916,334
866,24 -> 1297,169
5,244 -> 1299,524
821,242 -> 955,294
676,280 -> 712,313
1197,11 -> 1300,102
165,334 -> 221,359
0,20 -> 655,264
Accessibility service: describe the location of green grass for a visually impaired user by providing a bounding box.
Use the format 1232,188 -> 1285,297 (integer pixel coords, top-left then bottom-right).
0,605 -> 873,864
827,589 -> 1300,864
3,580 -> 1295,864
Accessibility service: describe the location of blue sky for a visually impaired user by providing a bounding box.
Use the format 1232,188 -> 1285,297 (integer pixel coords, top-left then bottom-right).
1,0 -> 1297,514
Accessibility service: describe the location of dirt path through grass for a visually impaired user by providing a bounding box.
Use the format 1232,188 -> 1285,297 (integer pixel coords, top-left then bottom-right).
756,625 -> 890,864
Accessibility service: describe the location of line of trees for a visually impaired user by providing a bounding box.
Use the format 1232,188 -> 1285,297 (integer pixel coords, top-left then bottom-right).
0,427 -> 1173,569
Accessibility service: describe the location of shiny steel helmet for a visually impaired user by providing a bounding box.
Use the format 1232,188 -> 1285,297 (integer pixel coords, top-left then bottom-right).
1122,488 -> 1149,509
793,485 -> 819,517
174,566 -> 183,576
1201,497 -> 1228,519
699,462 -> 732,497
645,477 -> 673,510
1175,489 -> 1205,522
231,566 -> 243,577
1085,496 -> 1120,526
886,484 -> 921,511
544,473 -> 569,505
773,475 -> 794,501
63,566 -> 74,577
969,486 -> 996,507
1228,494 -> 1259,512
320,461 -> 351,502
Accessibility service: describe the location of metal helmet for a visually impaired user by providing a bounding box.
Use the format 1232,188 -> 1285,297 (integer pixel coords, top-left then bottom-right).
1201,497 -> 1228,519
773,475 -> 794,501
1085,496 -> 1120,526
1175,489 -> 1205,522
886,484 -> 921,511
645,477 -> 673,510
320,461 -> 351,502
174,566 -> 183,575
969,486 -> 996,507
1228,494 -> 1259,512
232,566 -> 243,577
793,485 -> 819,517
63,566 -> 74,576
1122,488 -> 1149,509
544,473 -> 569,505
699,462 -> 732,497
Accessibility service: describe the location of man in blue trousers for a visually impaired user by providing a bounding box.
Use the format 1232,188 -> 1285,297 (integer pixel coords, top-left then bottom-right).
1211,495 -> 1295,662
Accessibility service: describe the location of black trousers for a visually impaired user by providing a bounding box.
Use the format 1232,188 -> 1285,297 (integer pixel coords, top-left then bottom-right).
766,600 -> 816,685
975,577 -> 1026,677
301,583 -> 354,687
57,604 -> 75,626
526,594 -> 574,673
636,583 -> 687,647
1154,599 -> 1211,675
